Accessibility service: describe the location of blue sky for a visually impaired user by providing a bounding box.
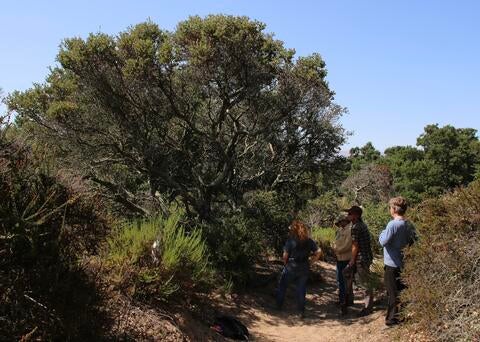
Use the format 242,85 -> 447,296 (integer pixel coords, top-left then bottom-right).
1,0 -> 479,152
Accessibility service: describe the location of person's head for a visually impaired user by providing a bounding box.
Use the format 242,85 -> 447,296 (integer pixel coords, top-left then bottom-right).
344,205 -> 363,222
334,214 -> 350,228
389,196 -> 408,216
289,220 -> 309,241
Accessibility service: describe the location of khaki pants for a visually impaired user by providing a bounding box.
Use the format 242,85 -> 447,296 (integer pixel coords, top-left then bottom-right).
355,264 -> 374,311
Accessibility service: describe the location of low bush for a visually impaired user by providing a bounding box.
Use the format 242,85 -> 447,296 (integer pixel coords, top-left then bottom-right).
105,209 -> 214,300
202,211 -> 265,286
0,133 -> 109,340
198,190 -> 295,286
311,226 -> 335,258
401,180 -> 480,341
242,190 -> 294,253
362,202 -> 392,255
369,257 -> 384,291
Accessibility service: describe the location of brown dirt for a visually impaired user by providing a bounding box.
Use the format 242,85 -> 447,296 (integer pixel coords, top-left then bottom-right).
205,260 -> 399,342
100,260 -> 400,341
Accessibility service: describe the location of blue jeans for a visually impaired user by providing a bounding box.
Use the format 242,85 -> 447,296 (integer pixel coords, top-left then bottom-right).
276,264 -> 309,312
336,260 -> 349,304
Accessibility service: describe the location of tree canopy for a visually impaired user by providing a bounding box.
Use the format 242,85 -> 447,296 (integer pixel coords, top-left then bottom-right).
417,124 -> 480,189
8,16 -> 346,220
348,141 -> 381,172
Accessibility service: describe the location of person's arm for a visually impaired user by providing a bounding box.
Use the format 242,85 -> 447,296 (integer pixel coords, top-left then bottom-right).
310,249 -> 323,262
348,241 -> 359,267
309,239 -> 322,263
282,251 -> 289,265
379,221 -> 395,247
348,225 -> 359,267
282,240 -> 292,265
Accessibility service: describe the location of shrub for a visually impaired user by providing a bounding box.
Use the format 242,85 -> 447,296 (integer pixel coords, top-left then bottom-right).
401,180 -> 480,341
202,212 -> 264,286
301,191 -> 344,229
362,202 -> 392,255
242,190 -> 294,253
369,257 -> 384,291
0,133 -> 109,340
105,210 -> 213,300
107,218 -> 159,266
311,227 -> 335,257
198,190 -> 294,286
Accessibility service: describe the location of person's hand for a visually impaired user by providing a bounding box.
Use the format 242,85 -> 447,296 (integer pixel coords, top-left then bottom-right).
310,249 -> 323,262
348,259 -> 355,268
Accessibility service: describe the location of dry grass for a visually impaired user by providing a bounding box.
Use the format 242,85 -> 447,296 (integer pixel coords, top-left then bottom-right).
401,180 -> 480,341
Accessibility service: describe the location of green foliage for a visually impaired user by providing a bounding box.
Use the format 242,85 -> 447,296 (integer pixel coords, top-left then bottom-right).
348,142 -> 382,172
160,212 -> 209,279
202,211 -> 264,286
316,156 -> 351,193
0,129 -> 109,340
345,126 -> 480,206
9,15 -> 346,220
201,190 -> 297,285
243,190 -> 294,252
311,226 -> 335,257
300,191 -> 347,228
401,180 -> 480,341
417,124 -> 480,189
362,202 -> 392,254
105,210 -> 213,300
384,146 -> 443,203
106,218 -> 159,266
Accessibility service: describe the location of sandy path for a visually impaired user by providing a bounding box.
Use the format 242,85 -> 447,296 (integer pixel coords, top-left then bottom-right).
215,261 -> 394,342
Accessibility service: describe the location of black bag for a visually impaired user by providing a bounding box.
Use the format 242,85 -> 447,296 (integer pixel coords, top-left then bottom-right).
211,315 -> 249,340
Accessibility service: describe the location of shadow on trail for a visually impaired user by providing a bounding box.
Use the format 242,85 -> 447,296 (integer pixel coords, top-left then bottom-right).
216,260 -> 386,340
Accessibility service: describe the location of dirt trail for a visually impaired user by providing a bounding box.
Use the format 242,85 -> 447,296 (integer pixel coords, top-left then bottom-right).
212,261 -> 394,342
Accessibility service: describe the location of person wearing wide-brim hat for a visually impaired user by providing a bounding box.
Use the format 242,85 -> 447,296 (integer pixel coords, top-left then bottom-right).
333,213 -> 354,315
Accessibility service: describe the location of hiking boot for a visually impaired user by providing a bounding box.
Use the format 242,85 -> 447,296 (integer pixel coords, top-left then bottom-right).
385,319 -> 400,326
295,310 -> 306,319
344,292 -> 354,307
340,305 -> 348,316
357,308 -> 373,317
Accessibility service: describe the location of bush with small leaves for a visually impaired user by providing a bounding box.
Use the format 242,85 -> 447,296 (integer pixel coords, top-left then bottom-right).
401,180 -> 480,341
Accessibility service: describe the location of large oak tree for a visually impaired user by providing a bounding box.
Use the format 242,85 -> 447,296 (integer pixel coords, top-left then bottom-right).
9,16 -> 346,219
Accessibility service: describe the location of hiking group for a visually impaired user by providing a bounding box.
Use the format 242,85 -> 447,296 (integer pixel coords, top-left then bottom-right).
275,196 -> 417,327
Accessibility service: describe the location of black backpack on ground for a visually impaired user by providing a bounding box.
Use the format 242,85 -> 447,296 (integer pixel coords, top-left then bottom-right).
211,315 -> 249,340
